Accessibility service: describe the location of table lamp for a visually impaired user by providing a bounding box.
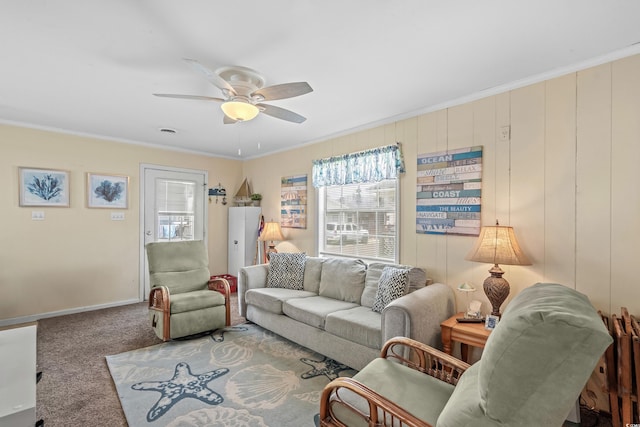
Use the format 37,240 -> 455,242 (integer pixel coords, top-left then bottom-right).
258,221 -> 285,261
457,282 -> 481,319
465,220 -> 531,316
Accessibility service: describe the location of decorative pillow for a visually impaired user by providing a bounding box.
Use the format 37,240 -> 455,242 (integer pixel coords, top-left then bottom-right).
266,252 -> 307,290
362,263 -> 428,307
371,266 -> 410,313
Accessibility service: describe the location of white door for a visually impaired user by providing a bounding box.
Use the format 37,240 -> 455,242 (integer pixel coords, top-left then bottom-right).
140,165 -> 208,300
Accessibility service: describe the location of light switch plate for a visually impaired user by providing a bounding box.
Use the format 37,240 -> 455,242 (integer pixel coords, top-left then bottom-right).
499,126 -> 511,141
111,212 -> 125,221
31,211 -> 45,220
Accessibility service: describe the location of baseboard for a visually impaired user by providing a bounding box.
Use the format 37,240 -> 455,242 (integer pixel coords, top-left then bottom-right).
0,298 -> 141,328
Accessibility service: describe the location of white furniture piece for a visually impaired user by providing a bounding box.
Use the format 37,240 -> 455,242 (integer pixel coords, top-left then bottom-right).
0,322 -> 37,426
228,206 -> 261,277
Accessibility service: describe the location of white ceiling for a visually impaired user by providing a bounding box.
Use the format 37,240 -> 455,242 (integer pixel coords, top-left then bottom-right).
2,1 -> 640,159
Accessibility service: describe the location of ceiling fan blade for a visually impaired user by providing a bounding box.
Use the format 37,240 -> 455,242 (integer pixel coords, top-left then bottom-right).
252,82 -> 313,101
153,94 -> 225,102
223,115 -> 238,125
182,58 -> 237,96
257,103 -> 307,123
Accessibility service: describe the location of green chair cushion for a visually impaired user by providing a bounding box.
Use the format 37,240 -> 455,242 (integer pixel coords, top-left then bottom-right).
146,240 -> 211,294
437,283 -> 613,427
352,358 -> 455,426
170,289 -> 225,314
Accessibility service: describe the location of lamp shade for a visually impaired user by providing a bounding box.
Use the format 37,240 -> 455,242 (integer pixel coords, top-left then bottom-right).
259,222 -> 285,242
457,282 -> 476,292
465,224 -> 531,266
220,101 -> 259,121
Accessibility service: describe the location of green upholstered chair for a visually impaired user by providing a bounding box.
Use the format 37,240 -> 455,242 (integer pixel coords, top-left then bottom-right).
145,240 -> 230,341
320,283 -> 613,427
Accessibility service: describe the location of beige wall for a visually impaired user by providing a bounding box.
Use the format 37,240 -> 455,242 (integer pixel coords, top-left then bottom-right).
2,53 -> 638,323
243,54 -> 640,317
1,125 -> 242,321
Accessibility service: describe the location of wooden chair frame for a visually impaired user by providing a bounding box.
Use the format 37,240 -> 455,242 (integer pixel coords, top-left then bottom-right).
598,311 -> 621,427
148,277 -> 231,341
630,315 -> 640,423
319,336 -> 470,427
613,311 -> 633,425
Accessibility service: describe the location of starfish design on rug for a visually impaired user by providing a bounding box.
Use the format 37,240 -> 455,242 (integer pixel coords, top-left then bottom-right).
131,362 -> 229,422
210,325 -> 249,343
300,356 -> 352,380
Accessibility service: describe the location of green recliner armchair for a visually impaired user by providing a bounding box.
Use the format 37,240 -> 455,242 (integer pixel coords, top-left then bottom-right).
320,283 -> 613,427
145,240 -> 230,341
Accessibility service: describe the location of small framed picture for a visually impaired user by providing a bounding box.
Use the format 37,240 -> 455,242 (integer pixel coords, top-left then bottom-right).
485,314 -> 500,330
87,173 -> 129,209
19,167 -> 70,207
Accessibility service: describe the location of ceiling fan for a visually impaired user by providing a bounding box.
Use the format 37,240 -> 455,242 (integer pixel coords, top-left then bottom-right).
154,59 -> 313,124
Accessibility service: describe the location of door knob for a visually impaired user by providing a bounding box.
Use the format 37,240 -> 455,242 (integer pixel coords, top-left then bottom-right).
146,231 -> 152,236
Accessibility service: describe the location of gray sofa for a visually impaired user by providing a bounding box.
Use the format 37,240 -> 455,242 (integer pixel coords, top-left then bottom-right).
238,256 -> 455,371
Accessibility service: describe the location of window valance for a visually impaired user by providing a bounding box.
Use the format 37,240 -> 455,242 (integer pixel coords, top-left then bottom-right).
312,143 -> 405,188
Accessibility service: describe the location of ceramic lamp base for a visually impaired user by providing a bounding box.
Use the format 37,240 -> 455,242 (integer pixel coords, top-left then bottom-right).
483,264 -> 510,317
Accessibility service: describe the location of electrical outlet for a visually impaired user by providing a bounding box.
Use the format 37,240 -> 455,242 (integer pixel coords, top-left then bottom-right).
499,126 -> 511,141
31,211 -> 45,220
111,212 -> 125,221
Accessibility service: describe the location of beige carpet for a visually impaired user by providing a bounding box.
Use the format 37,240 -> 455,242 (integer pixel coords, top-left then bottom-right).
36,294 -> 612,427
36,294 -> 244,427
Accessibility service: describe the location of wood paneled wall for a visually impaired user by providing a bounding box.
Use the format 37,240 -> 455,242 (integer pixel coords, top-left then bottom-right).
244,54 -> 640,316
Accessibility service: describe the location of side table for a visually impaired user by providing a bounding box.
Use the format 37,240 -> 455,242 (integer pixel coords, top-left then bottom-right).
440,313 -> 491,363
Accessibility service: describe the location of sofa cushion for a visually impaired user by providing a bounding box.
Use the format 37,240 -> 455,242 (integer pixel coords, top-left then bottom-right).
371,266 -> 410,313
267,252 -> 307,290
319,258 -> 367,303
283,296 -> 358,329
245,288 -> 316,315
303,256 -> 324,293
170,289 -> 226,314
325,306 -> 382,349
361,262 -> 427,307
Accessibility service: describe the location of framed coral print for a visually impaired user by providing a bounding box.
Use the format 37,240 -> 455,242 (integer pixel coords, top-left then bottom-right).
87,173 -> 129,209
19,167 -> 70,207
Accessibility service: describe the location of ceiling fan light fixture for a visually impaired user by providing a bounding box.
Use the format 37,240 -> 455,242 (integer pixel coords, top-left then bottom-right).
221,101 -> 259,122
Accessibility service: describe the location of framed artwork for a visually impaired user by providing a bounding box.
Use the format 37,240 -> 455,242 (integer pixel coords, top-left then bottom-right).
416,145 -> 483,236
19,167 -> 70,207
87,173 -> 129,209
280,174 -> 307,229
485,314 -> 500,331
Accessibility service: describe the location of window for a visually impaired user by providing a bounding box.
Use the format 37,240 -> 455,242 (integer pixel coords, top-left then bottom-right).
155,179 -> 195,241
313,144 -> 404,262
318,180 -> 398,262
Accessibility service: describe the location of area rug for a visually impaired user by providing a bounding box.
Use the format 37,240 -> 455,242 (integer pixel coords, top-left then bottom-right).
106,323 -> 356,427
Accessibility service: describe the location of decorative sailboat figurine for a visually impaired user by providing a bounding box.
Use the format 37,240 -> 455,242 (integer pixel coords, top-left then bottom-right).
234,178 -> 252,206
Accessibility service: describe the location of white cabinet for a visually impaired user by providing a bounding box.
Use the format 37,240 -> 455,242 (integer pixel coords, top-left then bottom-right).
228,207 -> 261,277
0,323 -> 37,426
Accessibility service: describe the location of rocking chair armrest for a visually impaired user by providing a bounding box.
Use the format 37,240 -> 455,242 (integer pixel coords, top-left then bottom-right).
208,278 -> 231,326
149,286 -> 171,341
319,377 -> 432,427
148,286 -> 170,313
319,339 -> 470,427
381,336 -> 470,385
